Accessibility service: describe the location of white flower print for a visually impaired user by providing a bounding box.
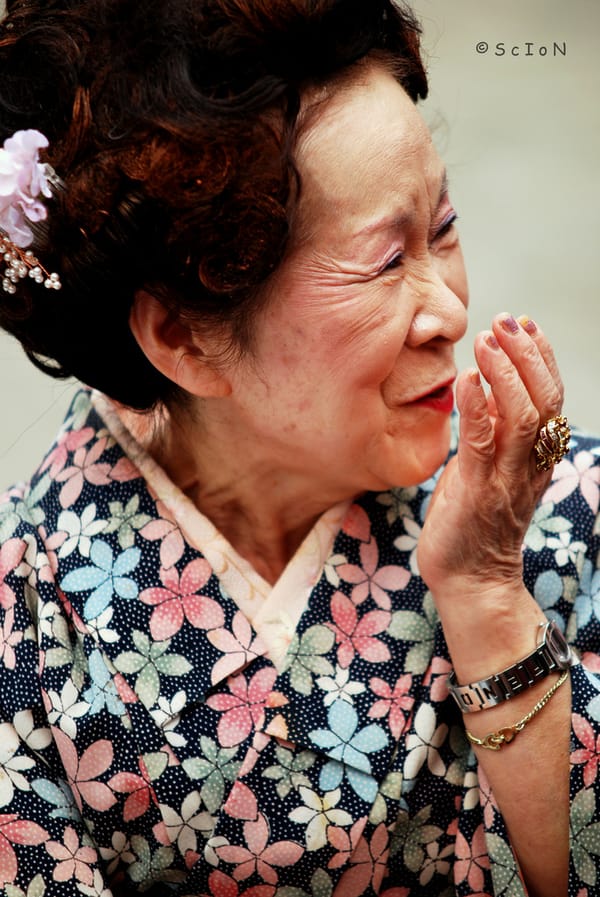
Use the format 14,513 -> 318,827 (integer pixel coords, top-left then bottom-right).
15,532 -> 52,587
55,504 -> 107,559
204,834 -> 229,867
149,691 -> 188,748
76,868 -> 114,897
404,703 -> 448,781
288,786 -> 353,851
44,679 -> 90,739
98,831 -> 135,876
393,517 -> 422,575
316,666 -> 366,707
85,606 -> 120,645
12,708 -> 52,753
323,553 -> 348,588
0,722 -> 35,807
159,791 -> 215,855
546,531 -> 588,568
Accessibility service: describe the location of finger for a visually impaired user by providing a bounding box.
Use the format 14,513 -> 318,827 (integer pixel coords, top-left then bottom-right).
474,329 -> 546,476
490,313 -> 563,419
516,315 -> 564,406
454,367 -> 496,482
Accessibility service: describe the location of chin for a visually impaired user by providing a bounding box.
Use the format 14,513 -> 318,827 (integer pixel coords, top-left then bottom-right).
378,419 -> 452,489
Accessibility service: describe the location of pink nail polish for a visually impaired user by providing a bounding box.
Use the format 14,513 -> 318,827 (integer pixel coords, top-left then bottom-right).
485,334 -> 500,349
501,315 -> 519,334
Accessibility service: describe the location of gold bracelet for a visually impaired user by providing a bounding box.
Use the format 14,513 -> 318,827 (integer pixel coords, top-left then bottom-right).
465,669 -> 569,751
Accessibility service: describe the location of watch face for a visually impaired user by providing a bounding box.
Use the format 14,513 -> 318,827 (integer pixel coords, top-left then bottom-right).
546,622 -> 572,665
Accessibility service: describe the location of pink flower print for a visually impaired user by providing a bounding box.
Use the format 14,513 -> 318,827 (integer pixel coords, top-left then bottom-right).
216,812 -> 304,884
342,504 -> 372,543
108,456 -> 140,483
543,450 -> 600,515
582,652 -> 600,674
0,537 -> 27,610
327,591 -> 391,669
113,672 -> 138,705
223,781 -> 258,821
55,435 -> 113,508
422,655 -> 453,703
203,868 -> 276,897
139,559 -> 221,639
476,766 -> 498,830
208,611 -> 263,684
237,731 -> 270,778
337,537 -> 410,609
572,714 -> 600,787
52,728 -> 117,813
368,675 -> 414,739
454,824 -> 491,893
0,813 -> 48,886
327,818 -> 365,869
46,825 -> 97,886
139,502 -> 185,568
40,426 -> 95,479
334,823 -> 390,896
0,606 -> 23,669
206,667 -> 278,748
108,759 -> 159,821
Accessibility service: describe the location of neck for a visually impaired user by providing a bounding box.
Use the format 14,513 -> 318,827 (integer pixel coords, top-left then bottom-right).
118,400 -> 352,584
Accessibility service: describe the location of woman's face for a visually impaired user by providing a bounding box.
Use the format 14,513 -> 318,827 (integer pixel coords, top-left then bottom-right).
225,63 -> 469,496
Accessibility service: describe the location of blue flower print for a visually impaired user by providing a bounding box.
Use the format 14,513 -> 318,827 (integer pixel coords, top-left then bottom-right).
60,538 -> 140,620
82,649 -> 126,717
533,569 -> 566,628
309,699 -> 387,802
574,559 -> 600,629
31,776 -> 80,821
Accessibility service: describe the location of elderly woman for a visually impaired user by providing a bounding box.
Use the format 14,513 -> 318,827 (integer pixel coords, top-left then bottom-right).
0,1 -> 597,895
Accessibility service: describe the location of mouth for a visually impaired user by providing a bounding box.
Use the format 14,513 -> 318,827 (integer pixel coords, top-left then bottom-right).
410,378 -> 455,413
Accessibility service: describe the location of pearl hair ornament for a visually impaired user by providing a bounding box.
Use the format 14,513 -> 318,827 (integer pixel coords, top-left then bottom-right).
0,129 -> 62,293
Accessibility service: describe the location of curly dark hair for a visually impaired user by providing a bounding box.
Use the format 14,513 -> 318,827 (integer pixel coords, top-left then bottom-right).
0,0 -> 427,409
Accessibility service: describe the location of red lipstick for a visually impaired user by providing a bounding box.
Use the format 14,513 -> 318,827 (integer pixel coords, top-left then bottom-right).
412,381 -> 455,414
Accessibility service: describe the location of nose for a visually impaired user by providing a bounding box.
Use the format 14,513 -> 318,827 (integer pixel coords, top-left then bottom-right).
404,254 -> 469,348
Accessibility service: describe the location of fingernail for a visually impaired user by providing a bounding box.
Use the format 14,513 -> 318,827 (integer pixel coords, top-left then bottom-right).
501,315 -> 519,334
518,315 -> 537,335
485,333 -> 500,349
469,369 -> 481,387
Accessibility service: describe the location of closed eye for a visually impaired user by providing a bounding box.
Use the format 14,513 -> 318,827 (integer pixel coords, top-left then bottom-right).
382,251 -> 404,273
433,212 -> 458,242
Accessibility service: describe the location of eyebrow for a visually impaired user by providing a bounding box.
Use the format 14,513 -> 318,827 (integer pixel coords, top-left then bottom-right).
352,168 -> 449,240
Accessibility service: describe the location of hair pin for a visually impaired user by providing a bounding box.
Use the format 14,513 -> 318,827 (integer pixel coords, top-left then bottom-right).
0,129 -> 62,293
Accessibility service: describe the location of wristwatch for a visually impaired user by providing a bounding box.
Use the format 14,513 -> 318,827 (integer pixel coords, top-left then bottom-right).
447,620 -> 579,713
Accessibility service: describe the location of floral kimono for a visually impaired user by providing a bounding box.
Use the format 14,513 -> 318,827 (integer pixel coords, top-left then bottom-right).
1,388 -> 600,897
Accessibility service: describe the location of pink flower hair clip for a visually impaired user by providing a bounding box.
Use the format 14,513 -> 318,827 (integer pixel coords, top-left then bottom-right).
0,129 -> 62,294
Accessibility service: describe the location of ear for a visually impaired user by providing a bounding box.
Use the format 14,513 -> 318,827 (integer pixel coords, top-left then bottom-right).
129,291 -> 232,398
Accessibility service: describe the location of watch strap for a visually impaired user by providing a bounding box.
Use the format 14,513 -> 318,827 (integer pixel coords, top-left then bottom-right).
447,620 -> 578,713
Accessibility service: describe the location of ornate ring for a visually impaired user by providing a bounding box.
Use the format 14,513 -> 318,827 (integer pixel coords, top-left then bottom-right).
534,414 -> 571,471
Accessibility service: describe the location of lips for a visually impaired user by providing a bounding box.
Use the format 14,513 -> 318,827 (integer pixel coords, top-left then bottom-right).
410,378 -> 455,414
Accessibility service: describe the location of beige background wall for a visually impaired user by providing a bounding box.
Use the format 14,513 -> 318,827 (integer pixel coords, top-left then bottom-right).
1,0 -> 598,488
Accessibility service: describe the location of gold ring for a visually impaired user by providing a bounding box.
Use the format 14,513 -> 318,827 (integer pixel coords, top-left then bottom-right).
534,414 -> 571,471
